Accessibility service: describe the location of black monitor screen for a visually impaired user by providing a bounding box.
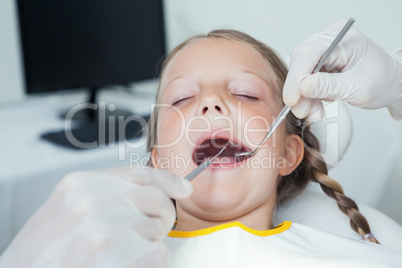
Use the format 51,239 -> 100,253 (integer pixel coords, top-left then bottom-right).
17,0 -> 166,93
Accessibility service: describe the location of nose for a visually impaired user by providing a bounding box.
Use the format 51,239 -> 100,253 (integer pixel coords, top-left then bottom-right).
197,89 -> 229,116
201,105 -> 221,114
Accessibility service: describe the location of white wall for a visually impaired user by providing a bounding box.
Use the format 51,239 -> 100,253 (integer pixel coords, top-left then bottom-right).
164,0 -> 402,55
0,0 -> 24,103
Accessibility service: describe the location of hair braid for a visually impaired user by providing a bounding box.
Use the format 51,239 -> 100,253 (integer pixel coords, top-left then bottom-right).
302,126 -> 380,244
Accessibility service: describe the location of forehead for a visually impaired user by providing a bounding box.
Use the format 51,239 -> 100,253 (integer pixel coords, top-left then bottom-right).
160,38 -> 274,89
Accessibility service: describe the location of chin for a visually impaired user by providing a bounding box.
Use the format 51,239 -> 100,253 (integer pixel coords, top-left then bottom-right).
185,185 -> 245,214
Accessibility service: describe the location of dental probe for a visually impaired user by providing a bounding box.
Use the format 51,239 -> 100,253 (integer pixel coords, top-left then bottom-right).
185,146 -> 227,181
235,18 -> 356,159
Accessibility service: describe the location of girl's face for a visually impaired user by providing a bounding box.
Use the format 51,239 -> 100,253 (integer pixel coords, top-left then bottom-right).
153,38 -> 302,228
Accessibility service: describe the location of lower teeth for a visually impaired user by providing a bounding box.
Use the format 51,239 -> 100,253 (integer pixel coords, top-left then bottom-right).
202,155 -> 248,166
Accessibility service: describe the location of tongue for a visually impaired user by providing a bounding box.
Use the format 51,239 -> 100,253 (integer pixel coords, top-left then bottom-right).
193,138 -> 248,166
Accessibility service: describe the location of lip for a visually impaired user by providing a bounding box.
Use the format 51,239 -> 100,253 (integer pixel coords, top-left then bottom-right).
192,129 -> 252,168
194,129 -> 250,149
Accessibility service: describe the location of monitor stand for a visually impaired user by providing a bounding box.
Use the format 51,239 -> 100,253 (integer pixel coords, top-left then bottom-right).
59,87 -> 133,120
42,86 -> 150,149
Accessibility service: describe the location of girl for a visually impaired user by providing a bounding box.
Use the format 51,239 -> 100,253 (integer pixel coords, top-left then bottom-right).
1,29 -> 401,268
148,29 -> 401,267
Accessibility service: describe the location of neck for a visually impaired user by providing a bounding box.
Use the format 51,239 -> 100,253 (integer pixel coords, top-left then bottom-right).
174,198 -> 275,232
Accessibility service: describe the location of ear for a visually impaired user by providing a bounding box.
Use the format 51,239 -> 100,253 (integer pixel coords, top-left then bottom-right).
151,147 -> 159,168
278,134 -> 304,176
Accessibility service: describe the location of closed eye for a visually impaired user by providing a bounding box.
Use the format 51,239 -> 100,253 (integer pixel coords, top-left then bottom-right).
172,96 -> 193,106
234,94 -> 258,101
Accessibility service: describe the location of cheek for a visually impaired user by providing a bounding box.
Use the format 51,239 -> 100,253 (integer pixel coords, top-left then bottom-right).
240,104 -> 287,170
154,108 -> 195,176
157,108 -> 185,148
242,114 -> 271,148
240,104 -> 284,149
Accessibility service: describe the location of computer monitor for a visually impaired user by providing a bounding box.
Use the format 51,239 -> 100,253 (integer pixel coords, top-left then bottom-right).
16,0 -> 166,149
17,0 -> 166,95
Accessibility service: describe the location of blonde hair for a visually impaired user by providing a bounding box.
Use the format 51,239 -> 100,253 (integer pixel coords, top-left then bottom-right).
147,29 -> 379,244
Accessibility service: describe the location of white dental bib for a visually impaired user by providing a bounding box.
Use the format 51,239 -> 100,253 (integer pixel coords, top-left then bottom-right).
164,221 -> 402,267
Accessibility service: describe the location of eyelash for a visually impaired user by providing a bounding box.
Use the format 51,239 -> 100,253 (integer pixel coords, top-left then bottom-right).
234,94 -> 258,101
172,93 -> 258,106
172,96 -> 193,106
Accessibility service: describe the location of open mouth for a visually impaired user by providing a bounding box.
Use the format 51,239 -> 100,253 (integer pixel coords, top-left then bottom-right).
192,138 -> 251,166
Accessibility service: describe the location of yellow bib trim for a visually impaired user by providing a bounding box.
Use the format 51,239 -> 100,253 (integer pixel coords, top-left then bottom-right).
168,221 -> 291,238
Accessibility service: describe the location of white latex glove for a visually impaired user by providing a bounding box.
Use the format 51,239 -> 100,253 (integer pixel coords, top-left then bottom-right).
283,20 -> 402,120
0,167 -> 192,268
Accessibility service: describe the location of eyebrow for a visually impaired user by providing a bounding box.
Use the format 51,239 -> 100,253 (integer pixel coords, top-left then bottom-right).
238,69 -> 274,89
161,69 -> 274,94
161,73 -> 192,93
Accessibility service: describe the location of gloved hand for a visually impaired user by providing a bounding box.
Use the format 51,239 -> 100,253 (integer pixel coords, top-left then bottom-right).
0,167 -> 192,268
283,20 -> 402,120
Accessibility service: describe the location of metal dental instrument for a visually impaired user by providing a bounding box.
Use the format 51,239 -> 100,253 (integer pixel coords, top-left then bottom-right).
185,146 -> 227,181
236,18 -> 356,159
